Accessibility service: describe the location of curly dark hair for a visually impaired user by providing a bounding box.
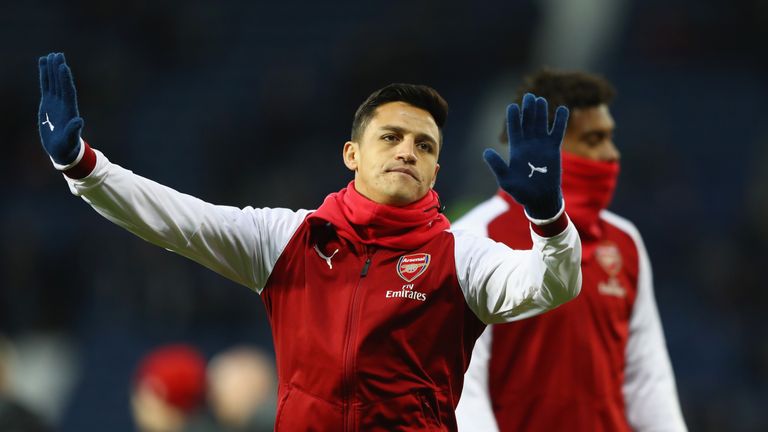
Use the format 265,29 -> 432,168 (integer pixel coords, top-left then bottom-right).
501,69 -> 616,142
352,83 -> 448,144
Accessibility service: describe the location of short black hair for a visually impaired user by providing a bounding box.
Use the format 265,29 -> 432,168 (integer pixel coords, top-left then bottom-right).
501,69 -> 616,142
352,83 -> 448,143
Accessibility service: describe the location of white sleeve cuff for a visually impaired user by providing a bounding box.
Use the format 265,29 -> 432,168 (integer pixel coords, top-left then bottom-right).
50,138 -> 85,171
524,198 -> 566,226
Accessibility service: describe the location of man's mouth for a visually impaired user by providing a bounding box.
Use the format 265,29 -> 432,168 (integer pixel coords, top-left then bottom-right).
387,167 -> 419,181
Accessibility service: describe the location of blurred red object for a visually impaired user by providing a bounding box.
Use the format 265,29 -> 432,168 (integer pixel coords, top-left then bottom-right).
133,344 -> 206,413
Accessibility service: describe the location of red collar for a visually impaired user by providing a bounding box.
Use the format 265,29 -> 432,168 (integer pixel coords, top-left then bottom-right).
308,181 -> 450,250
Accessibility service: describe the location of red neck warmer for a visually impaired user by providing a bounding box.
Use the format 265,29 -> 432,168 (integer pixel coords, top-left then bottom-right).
561,152 -> 620,244
308,181 -> 450,250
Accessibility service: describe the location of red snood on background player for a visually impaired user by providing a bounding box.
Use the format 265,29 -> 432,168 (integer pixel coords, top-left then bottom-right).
561,152 -> 620,255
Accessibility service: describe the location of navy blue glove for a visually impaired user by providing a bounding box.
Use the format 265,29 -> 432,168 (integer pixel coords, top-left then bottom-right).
38,52 -> 84,167
484,93 -> 569,221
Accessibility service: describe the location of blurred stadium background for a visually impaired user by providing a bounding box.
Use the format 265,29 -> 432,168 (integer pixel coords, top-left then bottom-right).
1,0 -> 766,430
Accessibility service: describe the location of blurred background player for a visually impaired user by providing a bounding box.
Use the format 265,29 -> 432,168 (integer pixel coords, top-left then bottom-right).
0,335 -> 50,432
186,346 -> 276,432
131,344 -> 206,432
455,69 -> 687,431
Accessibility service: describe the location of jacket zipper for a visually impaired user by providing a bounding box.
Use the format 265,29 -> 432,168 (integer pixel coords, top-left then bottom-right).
342,249 -> 372,431
360,256 -> 371,277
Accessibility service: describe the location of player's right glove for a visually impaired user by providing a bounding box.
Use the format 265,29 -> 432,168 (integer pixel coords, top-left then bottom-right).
483,93 -> 569,222
38,52 -> 84,168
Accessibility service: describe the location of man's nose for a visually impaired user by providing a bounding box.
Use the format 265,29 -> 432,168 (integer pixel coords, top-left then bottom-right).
396,138 -> 417,163
601,141 -> 621,162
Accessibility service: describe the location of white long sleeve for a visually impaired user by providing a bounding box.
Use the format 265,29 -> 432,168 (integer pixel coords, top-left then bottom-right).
602,211 -> 687,431
64,150 -> 308,293
455,326 -> 499,431
452,217 -> 582,325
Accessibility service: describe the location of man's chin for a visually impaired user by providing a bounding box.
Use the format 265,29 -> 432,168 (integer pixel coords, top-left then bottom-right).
379,189 -> 426,207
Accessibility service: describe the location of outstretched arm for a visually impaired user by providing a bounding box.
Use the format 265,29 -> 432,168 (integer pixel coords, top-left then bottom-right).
454,95 -> 582,323
36,53 -> 306,292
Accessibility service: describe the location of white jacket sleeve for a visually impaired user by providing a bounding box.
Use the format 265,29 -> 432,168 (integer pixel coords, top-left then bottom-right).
452,220 -> 582,324
64,150 -> 309,293
455,326 -> 499,432
603,213 -> 687,431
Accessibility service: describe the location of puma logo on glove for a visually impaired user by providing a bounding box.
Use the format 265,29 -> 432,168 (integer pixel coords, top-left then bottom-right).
528,162 -> 547,177
42,113 -> 55,131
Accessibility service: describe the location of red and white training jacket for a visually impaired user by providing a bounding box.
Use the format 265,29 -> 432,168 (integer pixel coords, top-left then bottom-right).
455,193 -> 686,432
61,149 -> 582,431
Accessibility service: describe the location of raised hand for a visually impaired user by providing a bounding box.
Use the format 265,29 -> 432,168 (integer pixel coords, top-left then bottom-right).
483,93 -> 569,221
38,52 -> 83,167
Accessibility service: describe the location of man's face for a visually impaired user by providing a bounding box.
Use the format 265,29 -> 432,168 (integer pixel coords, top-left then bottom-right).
562,104 -> 620,162
343,102 -> 440,206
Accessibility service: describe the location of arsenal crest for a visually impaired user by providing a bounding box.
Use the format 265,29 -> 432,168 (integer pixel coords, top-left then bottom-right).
397,253 -> 431,282
595,242 -> 622,277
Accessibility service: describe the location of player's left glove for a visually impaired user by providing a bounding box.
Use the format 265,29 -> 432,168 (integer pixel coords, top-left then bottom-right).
38,52 -> 84,167
483,93 -> 569,222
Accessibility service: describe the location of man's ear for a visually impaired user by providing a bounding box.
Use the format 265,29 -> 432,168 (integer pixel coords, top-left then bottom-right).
343,141 -> 359,171
430,163 -> 440,188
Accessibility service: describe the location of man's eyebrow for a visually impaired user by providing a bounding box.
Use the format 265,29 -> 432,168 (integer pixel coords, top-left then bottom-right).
379,125 -> 438,144
580,127 -> 613,138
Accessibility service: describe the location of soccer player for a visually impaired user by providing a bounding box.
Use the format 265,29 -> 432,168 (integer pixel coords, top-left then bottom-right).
455,69 -> 687,431
37,53 -> 582,431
